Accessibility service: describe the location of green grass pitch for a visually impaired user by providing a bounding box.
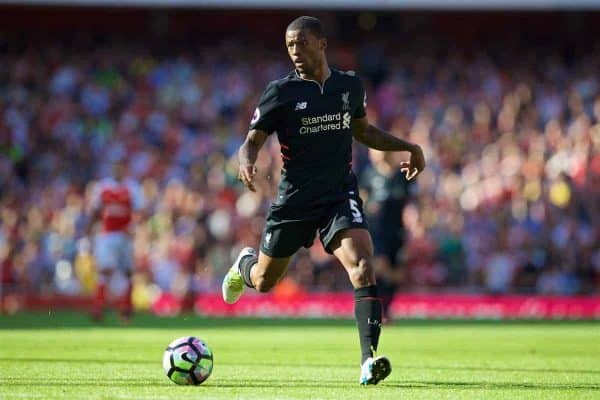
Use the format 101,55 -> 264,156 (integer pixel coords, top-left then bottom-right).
0,312 -> 598,399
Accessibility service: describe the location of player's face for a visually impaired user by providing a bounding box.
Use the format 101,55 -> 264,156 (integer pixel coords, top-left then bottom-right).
285,29 -> 326,77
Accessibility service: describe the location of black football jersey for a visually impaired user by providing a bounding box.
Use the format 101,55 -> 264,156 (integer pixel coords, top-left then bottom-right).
249,68 -> 367,212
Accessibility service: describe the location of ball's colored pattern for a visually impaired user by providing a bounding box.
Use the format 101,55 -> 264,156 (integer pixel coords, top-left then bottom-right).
163,336 -> 213,385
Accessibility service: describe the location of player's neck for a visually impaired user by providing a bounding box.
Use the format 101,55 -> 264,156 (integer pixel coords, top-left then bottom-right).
298,62 -> 331,85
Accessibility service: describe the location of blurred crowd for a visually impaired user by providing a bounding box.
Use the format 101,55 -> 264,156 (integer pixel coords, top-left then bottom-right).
1,33 -> 599,310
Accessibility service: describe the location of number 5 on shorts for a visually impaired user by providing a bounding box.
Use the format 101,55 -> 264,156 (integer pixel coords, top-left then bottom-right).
349,199 -> 363,223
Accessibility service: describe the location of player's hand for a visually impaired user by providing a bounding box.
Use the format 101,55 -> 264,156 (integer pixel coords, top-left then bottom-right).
238,164 -> 258,192
400,145 -> 426,181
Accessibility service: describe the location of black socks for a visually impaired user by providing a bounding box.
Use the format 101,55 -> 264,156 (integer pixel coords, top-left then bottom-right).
354,285 -> 382,364
239,254 -> 258,288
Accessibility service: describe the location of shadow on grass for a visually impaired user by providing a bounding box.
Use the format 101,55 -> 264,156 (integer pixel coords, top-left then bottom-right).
395,364 -> 600,376
231,362 -> 600,375
0,380 -> 170,388
391,381 -> 600,390
3,358 -> 600,376
0,378 -> 353,389
0,357 -> 156,365
1,311 -> 598,330
0,312 -> 354,330
209,380 -> 600,390
2,377 -> 599,391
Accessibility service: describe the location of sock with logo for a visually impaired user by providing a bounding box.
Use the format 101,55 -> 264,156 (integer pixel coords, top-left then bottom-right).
354,285 -> 382,364
239,254 -> 258,289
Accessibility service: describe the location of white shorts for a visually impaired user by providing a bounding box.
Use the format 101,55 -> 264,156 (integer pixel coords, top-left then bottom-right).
94,232 -> 134,273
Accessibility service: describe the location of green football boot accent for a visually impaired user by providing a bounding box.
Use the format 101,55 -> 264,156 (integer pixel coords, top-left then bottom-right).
222,247 -> 256,304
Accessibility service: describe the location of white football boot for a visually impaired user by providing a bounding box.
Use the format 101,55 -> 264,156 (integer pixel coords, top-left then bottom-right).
360,355 -> 392,385
222,247 -> 256,304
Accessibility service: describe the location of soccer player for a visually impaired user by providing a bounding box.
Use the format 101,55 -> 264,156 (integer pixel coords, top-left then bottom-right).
222,16 -> 425,385
87,157 -> 144,323
360,149 -> 414,323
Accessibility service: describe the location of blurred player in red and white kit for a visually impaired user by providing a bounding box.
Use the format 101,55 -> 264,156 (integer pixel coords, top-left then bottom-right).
86,158 -> 145,322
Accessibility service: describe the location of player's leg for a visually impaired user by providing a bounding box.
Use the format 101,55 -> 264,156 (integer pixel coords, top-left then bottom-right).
222,218 -> 314,303
243,252 -> 291,293
328,228 -> 391,385
329,228 -> 380,358
92,269 -> 113,321
222,248 -> 291,304
118,235 -> 134,323
320,190 -> 391,384
92,233 -> 117,321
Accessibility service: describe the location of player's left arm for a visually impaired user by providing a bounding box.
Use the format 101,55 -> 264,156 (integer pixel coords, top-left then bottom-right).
352,117 -> 426,180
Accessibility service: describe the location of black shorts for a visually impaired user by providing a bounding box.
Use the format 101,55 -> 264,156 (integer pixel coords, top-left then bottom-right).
260,192 -> 369,258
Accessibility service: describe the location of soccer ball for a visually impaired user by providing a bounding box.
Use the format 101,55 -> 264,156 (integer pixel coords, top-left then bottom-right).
163,336 -> 214,385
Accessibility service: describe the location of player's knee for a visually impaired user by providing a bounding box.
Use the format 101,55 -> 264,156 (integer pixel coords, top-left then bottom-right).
348,258 -> 375,287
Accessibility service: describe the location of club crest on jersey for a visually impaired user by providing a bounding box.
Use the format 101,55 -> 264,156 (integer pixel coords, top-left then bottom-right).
341,91 -> 350,110
295,101 -> 307,111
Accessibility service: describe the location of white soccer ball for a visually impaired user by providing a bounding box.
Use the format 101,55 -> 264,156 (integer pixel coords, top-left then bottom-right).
163,336 -> 214,385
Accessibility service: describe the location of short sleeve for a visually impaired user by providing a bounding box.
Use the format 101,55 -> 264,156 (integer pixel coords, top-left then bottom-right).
249,82 -> 280,134
353,78 -> 367,119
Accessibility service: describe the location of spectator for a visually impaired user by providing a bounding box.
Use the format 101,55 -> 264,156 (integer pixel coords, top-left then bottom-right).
0,33 -> 598,309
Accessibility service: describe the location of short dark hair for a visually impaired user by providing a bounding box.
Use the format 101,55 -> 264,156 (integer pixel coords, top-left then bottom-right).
286,16 -> 325,39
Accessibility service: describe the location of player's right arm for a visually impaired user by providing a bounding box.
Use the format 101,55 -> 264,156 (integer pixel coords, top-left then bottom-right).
350,77 -> 425,181
238,129 -> 269,192
239,81 -> 281,192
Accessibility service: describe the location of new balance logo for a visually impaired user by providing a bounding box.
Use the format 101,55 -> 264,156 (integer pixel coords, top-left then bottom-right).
295,101 -> 307,111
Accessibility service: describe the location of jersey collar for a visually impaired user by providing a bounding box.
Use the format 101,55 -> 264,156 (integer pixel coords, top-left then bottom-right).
292,68 -> 334,95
